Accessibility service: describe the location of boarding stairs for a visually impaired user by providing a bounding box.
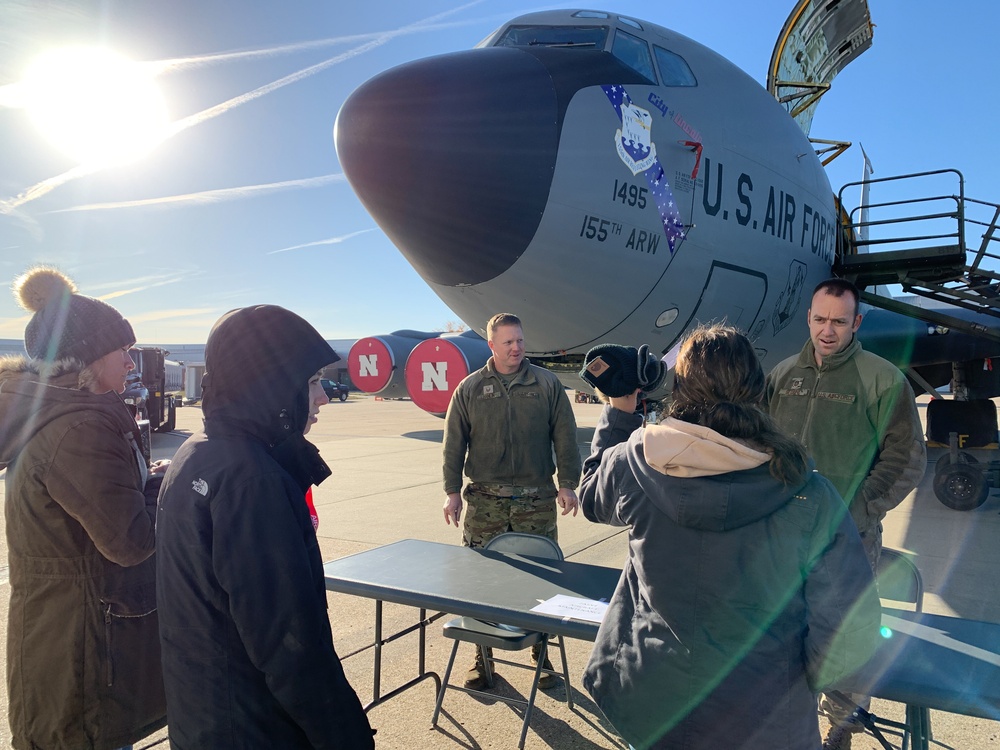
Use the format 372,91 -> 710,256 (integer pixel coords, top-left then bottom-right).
834,169 -> 1000,344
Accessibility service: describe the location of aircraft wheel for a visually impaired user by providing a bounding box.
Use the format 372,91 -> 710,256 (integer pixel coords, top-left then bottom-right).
935,452 -> 978,475
933,462 -> 990,511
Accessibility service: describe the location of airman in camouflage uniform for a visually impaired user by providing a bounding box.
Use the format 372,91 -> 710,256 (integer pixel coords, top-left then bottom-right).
442,313 -> 582,691
767,279 -> 926,750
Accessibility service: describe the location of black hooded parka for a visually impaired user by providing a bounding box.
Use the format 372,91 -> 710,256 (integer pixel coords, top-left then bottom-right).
155,306 -> 373,749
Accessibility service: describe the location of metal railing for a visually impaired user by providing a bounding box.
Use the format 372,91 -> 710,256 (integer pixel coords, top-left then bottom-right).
835,168 -> 1000,343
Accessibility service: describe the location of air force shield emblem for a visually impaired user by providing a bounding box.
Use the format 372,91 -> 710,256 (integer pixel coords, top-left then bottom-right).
615,102 -> 657,175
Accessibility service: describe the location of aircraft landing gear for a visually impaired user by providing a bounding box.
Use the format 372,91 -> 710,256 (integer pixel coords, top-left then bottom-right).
926,399 -> 999,511
934,451 -> 991,511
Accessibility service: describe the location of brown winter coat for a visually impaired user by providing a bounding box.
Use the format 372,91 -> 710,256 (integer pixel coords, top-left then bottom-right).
0,356 -> 166,750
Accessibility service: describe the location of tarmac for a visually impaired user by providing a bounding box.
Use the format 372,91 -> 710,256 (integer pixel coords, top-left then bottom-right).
1,394 -> 999,749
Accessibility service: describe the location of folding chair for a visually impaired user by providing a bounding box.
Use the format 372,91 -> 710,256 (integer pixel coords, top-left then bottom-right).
827,547 -> 929,750
877,547 -> 924,613
431,532 -> 573,749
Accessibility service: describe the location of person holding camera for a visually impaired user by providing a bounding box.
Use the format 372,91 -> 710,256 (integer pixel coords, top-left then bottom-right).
578,325 -> 880,750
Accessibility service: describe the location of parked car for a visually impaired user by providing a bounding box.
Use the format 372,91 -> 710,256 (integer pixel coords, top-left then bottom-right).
321,379 -> 350,402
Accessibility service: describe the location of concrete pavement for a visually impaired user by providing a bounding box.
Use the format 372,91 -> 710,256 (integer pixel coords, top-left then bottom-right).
1,394 -> 998,748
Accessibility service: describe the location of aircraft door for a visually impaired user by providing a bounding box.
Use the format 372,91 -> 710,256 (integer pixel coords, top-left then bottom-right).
669,261 -> 768,349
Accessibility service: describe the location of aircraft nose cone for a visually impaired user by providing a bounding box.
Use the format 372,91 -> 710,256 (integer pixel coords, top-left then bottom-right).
335,47 -> 558,287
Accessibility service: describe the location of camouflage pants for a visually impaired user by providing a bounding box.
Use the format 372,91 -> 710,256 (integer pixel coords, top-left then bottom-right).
461,483 -> 558,549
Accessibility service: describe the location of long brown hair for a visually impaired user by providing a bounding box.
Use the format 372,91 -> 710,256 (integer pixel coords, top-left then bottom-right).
668,324 -> 807,485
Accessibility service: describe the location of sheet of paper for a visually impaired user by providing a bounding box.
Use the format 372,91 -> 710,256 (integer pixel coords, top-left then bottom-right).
530,594 -> 609,624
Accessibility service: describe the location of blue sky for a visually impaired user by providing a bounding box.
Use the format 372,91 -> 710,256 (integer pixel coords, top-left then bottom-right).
1,1 -> 997,344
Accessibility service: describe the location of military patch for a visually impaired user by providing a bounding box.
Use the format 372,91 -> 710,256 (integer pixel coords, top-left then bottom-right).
483,384 -> 494,395
778,377 -> 810,397
816,391 -> 856,404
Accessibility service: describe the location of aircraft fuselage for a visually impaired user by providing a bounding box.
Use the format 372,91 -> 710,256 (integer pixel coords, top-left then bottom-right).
336,9 -> 836,374
335,9 -> 1000,411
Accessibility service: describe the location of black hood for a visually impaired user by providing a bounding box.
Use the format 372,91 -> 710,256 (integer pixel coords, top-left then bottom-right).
202,304 -> 339,447
201,305 -> 339,492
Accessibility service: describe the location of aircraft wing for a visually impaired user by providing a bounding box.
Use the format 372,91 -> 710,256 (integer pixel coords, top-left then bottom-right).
767,0 -> 874,136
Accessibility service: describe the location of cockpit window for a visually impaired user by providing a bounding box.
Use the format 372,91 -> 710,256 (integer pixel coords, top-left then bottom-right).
494,25 -> 608,49
653,46 -> 697,86
572,11 -> 608,19
612,29 -> 656,84
619,17 -> 643,30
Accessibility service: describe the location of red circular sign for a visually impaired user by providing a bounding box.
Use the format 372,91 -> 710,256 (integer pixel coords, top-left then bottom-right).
404,338 -> 471,415
348,337 -> 394,394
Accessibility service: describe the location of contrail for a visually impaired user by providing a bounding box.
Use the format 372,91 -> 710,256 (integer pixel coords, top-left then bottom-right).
1,163 -> 101,214
268,229 -> 374,255
160,39 -> 387,141
2,0 -> 487,213
128,307 -> 217,324
0,202 -> 42,238
86,272 -> 189,293
160,0 -> 487,138
45,174 -> 347,213
97,274 -> 187,301
146,15 -> 499,73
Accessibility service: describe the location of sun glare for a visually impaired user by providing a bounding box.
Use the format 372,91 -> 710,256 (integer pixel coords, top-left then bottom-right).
22,46 -> 168,167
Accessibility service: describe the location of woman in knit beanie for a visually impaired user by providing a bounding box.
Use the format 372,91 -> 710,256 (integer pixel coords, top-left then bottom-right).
0,266 -> 166,750
14,266 -> 138,395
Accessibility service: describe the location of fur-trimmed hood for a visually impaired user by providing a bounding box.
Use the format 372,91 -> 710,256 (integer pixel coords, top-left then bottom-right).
0,354 -> 136,468
0,353 -> 85,381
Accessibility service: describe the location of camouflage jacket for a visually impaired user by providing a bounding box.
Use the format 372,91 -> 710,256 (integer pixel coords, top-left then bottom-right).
766,337 -> 926,533
443,357 -> 581,494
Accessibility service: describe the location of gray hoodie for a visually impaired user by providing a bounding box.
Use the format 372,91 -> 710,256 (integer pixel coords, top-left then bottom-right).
579,406 -> 880,750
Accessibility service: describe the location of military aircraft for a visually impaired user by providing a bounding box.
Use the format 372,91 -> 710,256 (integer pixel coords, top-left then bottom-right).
334,4 -> 1000,506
